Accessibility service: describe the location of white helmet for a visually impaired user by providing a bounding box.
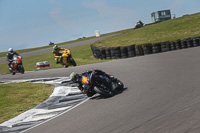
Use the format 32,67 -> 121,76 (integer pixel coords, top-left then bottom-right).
8,48 -> 14,54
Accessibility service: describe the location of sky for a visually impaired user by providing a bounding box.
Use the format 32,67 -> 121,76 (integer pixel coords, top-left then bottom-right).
0,0 -> 199,52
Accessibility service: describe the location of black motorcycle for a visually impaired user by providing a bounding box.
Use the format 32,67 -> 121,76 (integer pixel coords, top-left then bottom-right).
81,71 -> 124,97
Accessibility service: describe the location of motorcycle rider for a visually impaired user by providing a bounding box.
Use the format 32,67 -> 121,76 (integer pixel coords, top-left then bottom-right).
52,45 -> 65,65
69,69 -> 116,97
138,20 -> 144,26
7,48 -> 20,72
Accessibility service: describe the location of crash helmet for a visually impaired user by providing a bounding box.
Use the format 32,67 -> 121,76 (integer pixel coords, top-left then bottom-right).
53,45 -> 58,51
69,72 -> 80,83
8,48 -> 14,54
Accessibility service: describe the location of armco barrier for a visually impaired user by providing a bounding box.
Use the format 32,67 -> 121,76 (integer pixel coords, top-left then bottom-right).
36,61 -> 50,69
90,36 -> 200,60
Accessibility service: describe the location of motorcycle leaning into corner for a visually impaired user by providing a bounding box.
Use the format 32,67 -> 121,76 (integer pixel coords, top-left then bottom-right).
134,20 -> 144,29
70,69 -> 124,97
54,48 -> 76,68
10,55 -> 25,75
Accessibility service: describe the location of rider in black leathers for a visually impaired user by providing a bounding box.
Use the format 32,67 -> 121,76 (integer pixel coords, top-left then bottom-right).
70,69 -> 115,97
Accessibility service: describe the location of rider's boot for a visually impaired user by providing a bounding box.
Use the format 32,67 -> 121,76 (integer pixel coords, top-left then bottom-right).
60,56 -> 63,63
9,67 -> 12,72
56,60 -> 59,64
63,65 -> 68,68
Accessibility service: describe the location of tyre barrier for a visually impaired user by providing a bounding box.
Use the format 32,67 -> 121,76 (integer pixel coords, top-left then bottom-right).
187,38 -> 194,48
181,40 -> 187,49
127,44 -> 136,57
110,47 -> 116,59
36,61 -> 50,69
114,47 -> 121,59
161,41 -> 171,52
152,42 -> 161,53
193,37 -> 200,47
90,36 -> 200,60
143,43 -> 152,55
105,47 -> 111,59
100,48 -> 106,59
175,40 -> 182,50
135,45 -> 144,56
120,46 -> 128,58
170,41 -> 176,51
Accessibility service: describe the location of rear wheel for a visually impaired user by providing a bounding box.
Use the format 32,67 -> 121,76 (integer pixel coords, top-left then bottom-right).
94,84 -> 114,97
64,65 -> 68,68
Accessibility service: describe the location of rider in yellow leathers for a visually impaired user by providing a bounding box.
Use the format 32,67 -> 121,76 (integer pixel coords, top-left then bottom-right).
52,45 -> 65,65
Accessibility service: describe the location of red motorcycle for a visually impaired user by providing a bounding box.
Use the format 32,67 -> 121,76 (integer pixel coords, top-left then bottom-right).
10,55 -> 25,75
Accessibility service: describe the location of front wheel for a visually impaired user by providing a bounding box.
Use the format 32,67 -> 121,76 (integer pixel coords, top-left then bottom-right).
18,65 -> 25,74
12,71 -> 16,75
20,66 -> 25,74
116,80 -> 124,90
69,57 -> 76,66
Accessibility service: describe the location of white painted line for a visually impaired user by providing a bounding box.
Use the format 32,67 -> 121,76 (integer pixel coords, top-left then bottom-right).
20,97 -> 89,133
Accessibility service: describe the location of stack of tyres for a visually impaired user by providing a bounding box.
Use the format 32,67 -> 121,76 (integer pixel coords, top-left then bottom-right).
90,35 -> 200,60
152,43 -> 161,53
187,38 -> 194,48
127,45 -> 136,57
92,46 -> 98,58
105,47 -> 111,59
90,45 -> 96,56
170,41 -> 176,50
100,48 -> 106,59
181,40 -> 188,49
96,47 -> 101,59
120,46 -> 128,58
90,45 -> 94,54
193,37 -> 200,47
135,45 -> 144,56
110,47 -> 116,59
114,47 -> 121,59
143,44 -> 152,55
175,40 -> 182,50
161,41 -> 171,52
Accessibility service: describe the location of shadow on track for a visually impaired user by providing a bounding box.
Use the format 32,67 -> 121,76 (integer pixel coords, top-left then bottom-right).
90,87 -> 128,100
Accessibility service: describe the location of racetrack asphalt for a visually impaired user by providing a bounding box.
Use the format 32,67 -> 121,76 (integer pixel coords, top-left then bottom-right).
0,34 -> 118,64
1,46 -> 200,133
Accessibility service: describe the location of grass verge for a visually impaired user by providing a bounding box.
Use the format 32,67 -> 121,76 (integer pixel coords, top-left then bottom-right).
0,82 -> 54,124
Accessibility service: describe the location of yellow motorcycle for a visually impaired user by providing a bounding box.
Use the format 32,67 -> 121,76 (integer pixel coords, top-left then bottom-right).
54,49 -> 76,68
